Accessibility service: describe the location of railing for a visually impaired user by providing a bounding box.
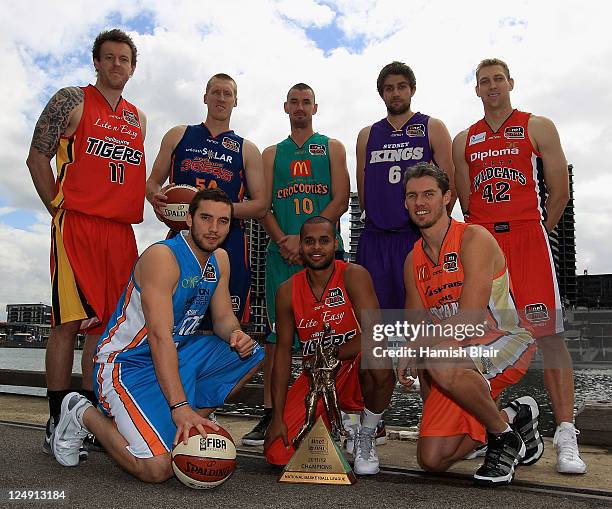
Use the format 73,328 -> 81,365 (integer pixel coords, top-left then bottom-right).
0,369 -> 264,406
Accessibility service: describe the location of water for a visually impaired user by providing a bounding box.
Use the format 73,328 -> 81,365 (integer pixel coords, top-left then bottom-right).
1,348 -> 611,436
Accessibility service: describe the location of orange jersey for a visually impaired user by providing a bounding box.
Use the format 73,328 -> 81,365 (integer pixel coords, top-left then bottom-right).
412,219 -> 528,343
291,260 -> 360,359
52,85 -> 146,224
464,110 -> 544,224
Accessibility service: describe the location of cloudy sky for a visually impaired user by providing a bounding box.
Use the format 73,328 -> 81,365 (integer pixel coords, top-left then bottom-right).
0,0 -> 610,319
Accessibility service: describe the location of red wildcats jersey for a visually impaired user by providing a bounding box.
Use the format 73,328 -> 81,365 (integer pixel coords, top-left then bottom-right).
291,260 -> 360,360
464,110 -> 545,224
52,85 -> 146,224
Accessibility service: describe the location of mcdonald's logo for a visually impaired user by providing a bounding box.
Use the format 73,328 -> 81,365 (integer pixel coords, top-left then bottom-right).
417,264 -> 431,282
290,159 -> 312,177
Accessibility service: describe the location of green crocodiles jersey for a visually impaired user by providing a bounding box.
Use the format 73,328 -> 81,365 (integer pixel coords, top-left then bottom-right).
269,132 -> 344,252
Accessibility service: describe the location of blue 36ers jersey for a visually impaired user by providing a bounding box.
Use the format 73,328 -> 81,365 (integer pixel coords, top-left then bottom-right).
364,112 -> 433,231
95,232 -> 220,364
168,123 -> 251,322
171,123 -> 246,201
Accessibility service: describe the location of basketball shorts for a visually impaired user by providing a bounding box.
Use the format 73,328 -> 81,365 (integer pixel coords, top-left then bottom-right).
50,209 -> 137,334
265,249 -> 306,350
356,226 -> 420,310
484,220 -> 564,338
170,222 -> 250,325
419,336 -> 536,444
265,354 -> 363,466
94,334 -> 264,458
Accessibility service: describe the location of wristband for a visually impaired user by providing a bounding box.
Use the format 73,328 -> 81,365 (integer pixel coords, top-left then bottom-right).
170,400 -> 188,412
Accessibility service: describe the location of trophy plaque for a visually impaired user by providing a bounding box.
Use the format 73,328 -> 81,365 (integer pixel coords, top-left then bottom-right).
279,324 -> 356,485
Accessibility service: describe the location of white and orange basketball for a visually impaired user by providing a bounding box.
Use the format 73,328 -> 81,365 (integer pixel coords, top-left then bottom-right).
172,425 -> 236,489
159,184 -> 198,231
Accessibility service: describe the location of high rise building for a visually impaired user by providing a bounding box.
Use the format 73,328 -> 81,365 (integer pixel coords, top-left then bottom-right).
245,218 -> 269,338
549,164 -> 577,306
348,192 -> 364,262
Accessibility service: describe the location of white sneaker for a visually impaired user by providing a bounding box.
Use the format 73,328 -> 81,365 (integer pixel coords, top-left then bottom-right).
342,412 -> 360,453
353,426 -> 379,475
51,392 -> 92,467
207,412 -> 220,426
553,422 -> 587,474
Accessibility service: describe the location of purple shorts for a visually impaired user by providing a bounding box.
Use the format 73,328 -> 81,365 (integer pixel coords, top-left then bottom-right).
356,226 -> 420,309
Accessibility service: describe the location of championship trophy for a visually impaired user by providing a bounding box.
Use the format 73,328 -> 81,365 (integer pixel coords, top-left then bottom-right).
279,323 -> 357,485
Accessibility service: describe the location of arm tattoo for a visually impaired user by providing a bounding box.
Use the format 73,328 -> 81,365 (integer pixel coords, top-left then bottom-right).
31,87 -> 84,158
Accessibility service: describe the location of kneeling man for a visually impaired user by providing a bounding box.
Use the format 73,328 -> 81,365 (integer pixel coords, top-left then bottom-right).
399,163 -> 543,486
51,189 -> 264,482
265,217 -> 395,475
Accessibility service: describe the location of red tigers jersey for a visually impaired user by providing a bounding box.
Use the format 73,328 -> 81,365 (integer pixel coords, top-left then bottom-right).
464,110 -> 544,224
52,85 -> 146,224
412,219 -> 526,342
291,260 -> 360,360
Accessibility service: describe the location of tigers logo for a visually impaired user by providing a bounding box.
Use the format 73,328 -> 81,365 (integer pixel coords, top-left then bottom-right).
406,123 -> 425,137
203,263 -> 217,282
443,253 -> 458,272
525,303 -> 549,323
504,126 -> 525,139
417,264 -> 431,281
122,109 -> 140,128
325,288 -> 345,307
222,137 -> 240,152
308,143 -> 326,156
290,159 -> 312,177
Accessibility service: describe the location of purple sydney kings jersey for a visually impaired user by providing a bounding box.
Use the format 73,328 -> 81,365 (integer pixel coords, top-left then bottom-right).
364,112 -> 433,231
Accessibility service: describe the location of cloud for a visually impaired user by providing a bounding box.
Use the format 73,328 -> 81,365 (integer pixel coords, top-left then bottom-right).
0,0 -> 610,319
276,0 -> 336,27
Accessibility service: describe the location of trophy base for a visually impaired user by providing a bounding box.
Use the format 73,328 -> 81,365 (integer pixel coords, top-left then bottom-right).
278,471 -> 357,485
279,416 -> 357,485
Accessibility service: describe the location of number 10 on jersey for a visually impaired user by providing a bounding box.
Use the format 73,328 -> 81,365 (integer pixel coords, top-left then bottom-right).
293,197 -> 314,215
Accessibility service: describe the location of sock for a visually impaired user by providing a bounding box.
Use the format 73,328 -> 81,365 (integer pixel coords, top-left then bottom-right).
47,389 -> 72,425
557,421 -> 575,430
492,424 -> 513,436
81,389 -> 98,407
361,408 -> 383,430
503,407 -> 517,423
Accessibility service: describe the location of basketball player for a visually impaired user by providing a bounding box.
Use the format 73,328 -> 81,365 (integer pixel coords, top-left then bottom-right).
356,61 -> 455,310
452,58 -> 585,474
50,189 -> 264,483
147,73 -> 267,323
398,163 -> 543,486
242,83 -> 350,446
264,217 -> 395,475
26,29 -> 146,457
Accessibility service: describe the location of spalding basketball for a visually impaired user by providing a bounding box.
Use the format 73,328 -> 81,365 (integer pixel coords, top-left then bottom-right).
160,184 -> 197,231
172,425 -> 236,489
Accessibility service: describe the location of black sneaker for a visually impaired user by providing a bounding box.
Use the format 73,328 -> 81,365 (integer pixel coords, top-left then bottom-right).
43,417 -> 88,461
42,417 -> 54,455
241,412 -> 272,446
464,442 -> 488,460
473,430 -> 526,486
84,434 -> 105,453
503,396 -> 544,466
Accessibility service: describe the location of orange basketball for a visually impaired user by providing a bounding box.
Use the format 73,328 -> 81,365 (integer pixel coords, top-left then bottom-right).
172,425 -> 236,489
159,184 -> 197,231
